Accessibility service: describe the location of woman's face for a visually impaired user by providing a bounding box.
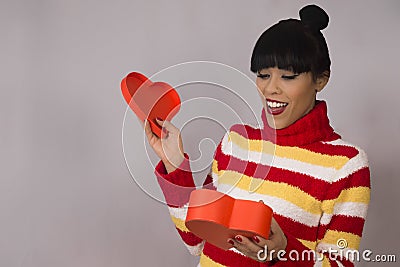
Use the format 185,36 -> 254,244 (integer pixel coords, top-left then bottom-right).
256,67 -> 327,129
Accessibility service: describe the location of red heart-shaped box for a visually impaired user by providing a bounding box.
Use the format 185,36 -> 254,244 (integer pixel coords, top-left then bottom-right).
185,189 -> 273,250
121,72 -> 181,137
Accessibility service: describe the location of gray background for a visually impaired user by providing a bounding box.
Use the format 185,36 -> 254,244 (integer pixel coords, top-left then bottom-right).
1,0 -> 399,266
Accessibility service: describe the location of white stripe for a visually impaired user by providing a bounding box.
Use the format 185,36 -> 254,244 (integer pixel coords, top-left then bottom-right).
335,150 -> 368,181
322,139 -> 369,180
211,169 -> 219,188
221,136 -> 337,183
323,139 -> 359,149
333,202 -> 368,218
185,240 -> 205,256
316,202 -> 368,226
228,247 -> 246,256
319,213 -> 333,225
317,242 -> 356,263
222,132 -> 369,184
313,260 -> 323,267
168,205 -> 188,221
217,184 -> 321,227
222,132 -> 275,165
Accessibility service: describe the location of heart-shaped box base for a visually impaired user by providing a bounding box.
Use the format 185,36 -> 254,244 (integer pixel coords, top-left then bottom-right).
185,189 -> 273,250
121,72 -> 181,137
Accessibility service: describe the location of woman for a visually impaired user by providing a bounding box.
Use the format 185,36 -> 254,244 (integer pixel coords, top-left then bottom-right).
144,4 -> 370,266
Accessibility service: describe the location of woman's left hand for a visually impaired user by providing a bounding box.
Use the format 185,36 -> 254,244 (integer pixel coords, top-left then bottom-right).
228,217 -> 287,262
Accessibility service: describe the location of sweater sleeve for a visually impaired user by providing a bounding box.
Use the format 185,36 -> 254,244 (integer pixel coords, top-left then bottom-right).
262,149 -> 371,267
154,135 -> 224,256
154,153 -> 204,256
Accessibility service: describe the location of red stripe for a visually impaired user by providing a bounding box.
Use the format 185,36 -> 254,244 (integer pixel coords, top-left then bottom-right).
217,150 -> 332,201
300,142 -> 359,159
217,148 -> 370,202
231,125 -> 359,159
154,154 -> 197,207
317,216 -> 365,240
282,233 -> 315,266
176,228 -> 203,246
202,174 -> 216,190
203,242 -> 260,266
331,257 -> 354,266
154,154 -> 195,187
274,214 -> 319,241
230,124 -> 254,139
326,254 -> 354,266
328,260 -> 340,267
230,124 -> 358,158
231,124 -> 359,159
325,167 -> 370,200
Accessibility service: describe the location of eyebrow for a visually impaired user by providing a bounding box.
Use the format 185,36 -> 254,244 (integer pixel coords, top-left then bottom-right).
256,71 -> 300,76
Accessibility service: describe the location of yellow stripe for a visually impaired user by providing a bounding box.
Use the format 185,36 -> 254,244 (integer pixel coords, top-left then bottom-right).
322,256 -> 331,267
322,187 -> 371,214
217,169 -> 323,215
298,239 -> 316,250
199,253 -> 225,267
336,187 -> 370,204
170,215 -> 190,233
323,230 -> 361,250
215,158 -> 369,215
228,131 -> 349,169
212,159 -> 219,175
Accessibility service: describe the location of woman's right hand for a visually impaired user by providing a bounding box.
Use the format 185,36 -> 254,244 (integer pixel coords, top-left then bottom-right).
144,118 -> 185,174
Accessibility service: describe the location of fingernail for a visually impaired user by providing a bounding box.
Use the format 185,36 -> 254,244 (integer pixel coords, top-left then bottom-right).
227,239 -> 234,246
235,236 -> 242,242
253,236 -> 260,243
156,117 -> 163,121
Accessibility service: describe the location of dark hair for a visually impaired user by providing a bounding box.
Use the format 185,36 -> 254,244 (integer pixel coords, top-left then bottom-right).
250,4 -> 331,80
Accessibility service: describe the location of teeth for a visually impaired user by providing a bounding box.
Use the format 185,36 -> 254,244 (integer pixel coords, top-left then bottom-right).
267,101 -> 288,108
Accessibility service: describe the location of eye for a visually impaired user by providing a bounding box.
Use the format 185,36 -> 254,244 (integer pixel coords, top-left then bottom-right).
257,73 -> 270,79
282,74 -> 299,80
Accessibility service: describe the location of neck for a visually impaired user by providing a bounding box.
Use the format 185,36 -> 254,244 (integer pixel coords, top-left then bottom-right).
261,100 -> 340,146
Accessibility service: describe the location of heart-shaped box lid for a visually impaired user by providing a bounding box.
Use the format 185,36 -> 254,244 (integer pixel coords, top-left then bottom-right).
121,72 -> 181,137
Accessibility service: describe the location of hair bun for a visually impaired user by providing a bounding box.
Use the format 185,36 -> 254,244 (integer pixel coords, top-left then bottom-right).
299,4 -> 329,31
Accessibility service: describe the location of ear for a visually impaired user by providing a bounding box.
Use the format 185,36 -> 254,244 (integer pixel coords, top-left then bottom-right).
315,71 -> 330,92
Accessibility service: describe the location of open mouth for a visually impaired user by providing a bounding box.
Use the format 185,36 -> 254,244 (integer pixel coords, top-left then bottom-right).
266,99 -> 288,115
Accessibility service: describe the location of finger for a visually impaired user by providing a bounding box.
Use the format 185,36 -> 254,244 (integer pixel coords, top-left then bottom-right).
252,235 -> 268,247
156,118 -> 178,135
253,233 -> 278,249
144,119 -> 157,141
271,218 -> 285,239
229,238 -> 271,262
270,217 -> 280,233
251,235 -> 276,261
155,118 -> 169,138
247,235 -> 281,262
229,235 -> 265,260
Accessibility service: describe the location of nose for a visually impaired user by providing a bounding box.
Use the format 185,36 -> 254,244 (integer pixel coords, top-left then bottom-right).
258,76 -> 281,97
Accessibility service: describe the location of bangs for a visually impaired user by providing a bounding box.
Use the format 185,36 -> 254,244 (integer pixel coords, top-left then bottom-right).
250,19 -> 318,74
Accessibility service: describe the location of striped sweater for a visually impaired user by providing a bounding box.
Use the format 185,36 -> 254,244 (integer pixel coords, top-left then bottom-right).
155,101 -> 371,267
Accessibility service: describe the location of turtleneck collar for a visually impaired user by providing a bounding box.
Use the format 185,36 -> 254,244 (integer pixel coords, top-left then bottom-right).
261,100 -> 340,146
